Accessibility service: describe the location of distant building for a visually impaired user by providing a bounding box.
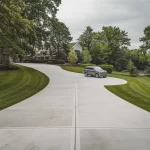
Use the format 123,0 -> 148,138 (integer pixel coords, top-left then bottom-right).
69,42 -> 82,53
23,50 -> 51,62
32,50 -> 51,61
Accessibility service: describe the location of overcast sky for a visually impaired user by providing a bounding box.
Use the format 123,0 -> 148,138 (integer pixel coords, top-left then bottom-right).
57,0 -> 150,49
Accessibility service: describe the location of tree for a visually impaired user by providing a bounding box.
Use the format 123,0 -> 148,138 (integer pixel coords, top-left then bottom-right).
43,18 -> 72,60
127,60 -> 134,71
127,60 -> 138,76
126,49 -> 149,70
82,49 -> 92,63
0,0 -> 34,66
140,25 -> 150,51
68,49 -> 78,64
96,26 -> 131,69
0,0 -> 72,66
78,26 -> 93,51
47,18 -> 72,59
22,0 -> 63,54
75,51 -> 83,63
90,42 -> 108,65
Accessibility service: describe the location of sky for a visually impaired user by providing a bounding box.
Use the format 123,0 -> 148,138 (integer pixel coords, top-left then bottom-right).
57,0 -> 150,49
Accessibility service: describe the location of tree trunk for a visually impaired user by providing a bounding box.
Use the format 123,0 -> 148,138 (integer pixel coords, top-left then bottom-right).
0,52 -> 10,66
49,48 -> 53,59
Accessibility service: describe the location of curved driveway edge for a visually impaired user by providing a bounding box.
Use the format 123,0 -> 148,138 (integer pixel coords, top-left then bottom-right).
0,63 -> 150,150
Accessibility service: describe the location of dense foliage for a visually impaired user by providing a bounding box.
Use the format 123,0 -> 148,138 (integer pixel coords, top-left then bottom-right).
0,0 -> 72,66
100,64 -> 114,74
1,1 -> 150,72
81,49 -> 92,64
140,25 -> 150,51
78,26 -> 150,72
144,67 -> 150,76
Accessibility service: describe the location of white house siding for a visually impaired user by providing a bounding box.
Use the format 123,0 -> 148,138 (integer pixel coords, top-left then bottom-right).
73,43 -> 82,52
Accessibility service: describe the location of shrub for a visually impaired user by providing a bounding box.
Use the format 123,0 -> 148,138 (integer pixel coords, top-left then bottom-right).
55,51 -> 67,60
75,51 -> 83,63
100,64 -> 114,74
144,67 -> 150,77
0,64 -> 19,71
80,64 -> 96,68
130,67 -> 138,76
68,49 -> 78,64
47,59 -> 65,64
127,60 -> 134,72
127,61 -> 138,76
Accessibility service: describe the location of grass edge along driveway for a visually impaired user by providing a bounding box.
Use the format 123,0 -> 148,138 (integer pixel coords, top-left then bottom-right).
0,64 -> 49,111
62,66 -> 150,112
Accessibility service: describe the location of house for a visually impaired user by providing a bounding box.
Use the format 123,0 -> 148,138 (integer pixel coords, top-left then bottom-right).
23,50 -> 51,62
69,42 -> 82,53
32,50 -> 51,61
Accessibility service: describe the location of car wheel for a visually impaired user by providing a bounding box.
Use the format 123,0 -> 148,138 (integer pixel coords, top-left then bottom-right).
95,73 -> 99,78
85,72 -> 88,77
103,75 -> 107,78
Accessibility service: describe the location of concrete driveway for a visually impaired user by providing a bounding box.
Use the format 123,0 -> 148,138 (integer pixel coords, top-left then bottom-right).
0,63 -> 150,150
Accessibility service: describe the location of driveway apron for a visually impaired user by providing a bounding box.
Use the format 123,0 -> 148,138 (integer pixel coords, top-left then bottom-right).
0,64 -> 150,150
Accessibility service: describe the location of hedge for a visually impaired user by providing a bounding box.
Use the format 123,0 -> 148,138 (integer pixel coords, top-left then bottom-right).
80,64 -> 96,68
25,60 -> 48,63
47,59 -> 65,64
100,64 -> 114,74
24,59 -> 65,64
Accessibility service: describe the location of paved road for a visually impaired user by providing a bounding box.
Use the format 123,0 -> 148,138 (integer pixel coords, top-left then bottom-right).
0,64 -> 150,150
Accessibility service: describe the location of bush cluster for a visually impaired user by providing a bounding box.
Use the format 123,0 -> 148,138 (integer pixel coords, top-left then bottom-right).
80,64 -> 96,68
47,59 -> 65,64
130,67 -> 138,76
25,60 -> 48,63
144,67 -> 150,77
0,65 -> 19,71
100,64 -> 114,74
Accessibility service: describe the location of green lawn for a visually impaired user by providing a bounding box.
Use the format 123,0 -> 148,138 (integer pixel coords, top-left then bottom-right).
0,64 -> 49,110
62,66 -> 150,112
62,66 -> 84,73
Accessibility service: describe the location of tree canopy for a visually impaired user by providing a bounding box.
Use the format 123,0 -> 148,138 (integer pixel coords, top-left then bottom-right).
0,0 -> 34,59
78,26 -> 131,70
68,48 -> 78,64
140,25 -> 150,52
0,0 -> 72,65
78,26 -> 93,51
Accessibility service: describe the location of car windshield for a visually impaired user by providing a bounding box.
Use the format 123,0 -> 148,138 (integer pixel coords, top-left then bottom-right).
94,67 -> 103,71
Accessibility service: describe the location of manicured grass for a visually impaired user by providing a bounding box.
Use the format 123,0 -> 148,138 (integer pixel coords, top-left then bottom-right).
0,64 -> 49,110
62,66 -> 150,112
62,66 -> 84,73
106,72 -> 150,112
